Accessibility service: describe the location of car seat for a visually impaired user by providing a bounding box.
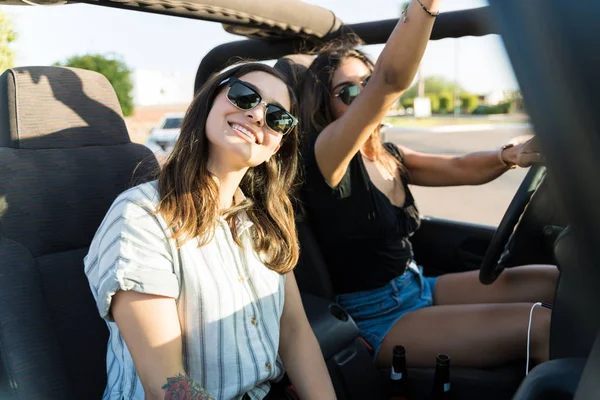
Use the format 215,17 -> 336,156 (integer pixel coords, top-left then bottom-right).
0,66 -> 158,399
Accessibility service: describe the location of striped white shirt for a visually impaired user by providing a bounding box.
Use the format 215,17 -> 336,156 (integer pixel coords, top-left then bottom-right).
84,181 -> 286,400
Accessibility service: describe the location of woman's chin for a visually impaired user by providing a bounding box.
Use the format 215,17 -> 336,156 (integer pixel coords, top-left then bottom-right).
218,146 -> 267,170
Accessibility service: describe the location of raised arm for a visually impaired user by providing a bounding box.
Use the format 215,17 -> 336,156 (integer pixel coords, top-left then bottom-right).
315,0 -> 440,187
111,291 -> 214,400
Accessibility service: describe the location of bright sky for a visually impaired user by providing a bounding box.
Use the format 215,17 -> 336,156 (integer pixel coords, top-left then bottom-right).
1,0 -> 518,94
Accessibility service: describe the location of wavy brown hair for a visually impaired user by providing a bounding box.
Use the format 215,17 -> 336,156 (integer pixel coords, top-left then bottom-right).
300,37 -> 403,178
156,63 -> 300,274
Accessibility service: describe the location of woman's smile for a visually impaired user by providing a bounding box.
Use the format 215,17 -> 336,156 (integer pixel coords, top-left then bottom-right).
229,122 -> 260,144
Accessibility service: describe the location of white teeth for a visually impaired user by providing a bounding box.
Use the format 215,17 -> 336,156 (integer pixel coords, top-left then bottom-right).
232,124 -> 256,143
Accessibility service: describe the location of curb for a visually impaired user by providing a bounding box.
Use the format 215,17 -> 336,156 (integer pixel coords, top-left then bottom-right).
386,123 -> 532,133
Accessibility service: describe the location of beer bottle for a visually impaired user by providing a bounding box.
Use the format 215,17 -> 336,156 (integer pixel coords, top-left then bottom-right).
431,354 -> 452,399
389,345 -> 410,399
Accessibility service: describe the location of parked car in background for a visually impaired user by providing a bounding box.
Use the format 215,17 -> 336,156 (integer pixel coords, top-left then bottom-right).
144,112 -> 185,158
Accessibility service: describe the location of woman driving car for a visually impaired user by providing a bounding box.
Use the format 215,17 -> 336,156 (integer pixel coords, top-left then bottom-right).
299,0 -> 557,369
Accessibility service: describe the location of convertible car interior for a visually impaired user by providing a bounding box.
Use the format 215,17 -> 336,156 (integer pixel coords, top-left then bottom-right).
1,1 -> 599,399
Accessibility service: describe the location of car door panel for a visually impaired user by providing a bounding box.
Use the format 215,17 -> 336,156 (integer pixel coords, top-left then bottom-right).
411,216 -> 496,277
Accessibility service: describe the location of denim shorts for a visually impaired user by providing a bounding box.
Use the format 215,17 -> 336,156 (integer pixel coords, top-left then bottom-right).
336,261 -> 438,359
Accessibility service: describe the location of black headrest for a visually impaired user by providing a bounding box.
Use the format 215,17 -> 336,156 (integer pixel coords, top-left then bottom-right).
0,66 -> 131,149
274,54 -> 314,95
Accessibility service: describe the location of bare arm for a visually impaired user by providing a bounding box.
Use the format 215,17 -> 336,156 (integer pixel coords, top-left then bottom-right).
279,273 -> 336,400
399,137 -> 542,187
111,291 -> 214,400
315,0 -> 440,187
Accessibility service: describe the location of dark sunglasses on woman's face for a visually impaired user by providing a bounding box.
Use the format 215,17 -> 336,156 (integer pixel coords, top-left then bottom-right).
334,76 -> 371,106
219,77 -> 298,135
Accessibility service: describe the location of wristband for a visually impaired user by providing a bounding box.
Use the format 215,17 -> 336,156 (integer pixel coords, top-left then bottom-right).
499,143 -> 517,169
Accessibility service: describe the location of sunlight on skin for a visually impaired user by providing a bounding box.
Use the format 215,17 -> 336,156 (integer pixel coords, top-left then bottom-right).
127,298 -> 182,348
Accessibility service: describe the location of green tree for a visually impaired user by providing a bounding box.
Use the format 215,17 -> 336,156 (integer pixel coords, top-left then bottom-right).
426,94 -> 440,113
0,11 -> 18,75
461,94 -> 479,113
504,89 -> 525,113
401,97 -> 415,110
56,53 -> 134,116
400,76 -> 467,100
438,92 -> 452,113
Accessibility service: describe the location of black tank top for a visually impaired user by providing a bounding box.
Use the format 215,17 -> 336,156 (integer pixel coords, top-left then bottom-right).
302,142 -> 420,294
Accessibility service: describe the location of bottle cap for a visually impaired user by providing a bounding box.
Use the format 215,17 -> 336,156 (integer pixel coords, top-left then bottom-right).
436,354 -> 450,366
393,345 -> 406,358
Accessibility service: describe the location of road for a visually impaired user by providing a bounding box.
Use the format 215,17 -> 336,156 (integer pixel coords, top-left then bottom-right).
382,125 -> 534,226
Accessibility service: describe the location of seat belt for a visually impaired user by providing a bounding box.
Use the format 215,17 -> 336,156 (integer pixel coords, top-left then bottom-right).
573,328 -> 600,400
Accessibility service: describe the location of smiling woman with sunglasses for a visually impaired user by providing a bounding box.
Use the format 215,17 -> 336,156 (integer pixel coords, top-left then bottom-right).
221,77 -> 298,135
300,0 -> 557,371
84,63 -> 335,400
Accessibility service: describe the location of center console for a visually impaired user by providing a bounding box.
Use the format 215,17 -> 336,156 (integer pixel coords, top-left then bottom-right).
301,292 -> 386,400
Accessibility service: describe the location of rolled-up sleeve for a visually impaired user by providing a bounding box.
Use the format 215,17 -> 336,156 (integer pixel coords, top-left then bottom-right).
84,192 -> 179,321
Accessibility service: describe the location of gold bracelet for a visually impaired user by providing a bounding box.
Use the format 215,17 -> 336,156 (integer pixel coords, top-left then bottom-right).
415,0 -> 440,17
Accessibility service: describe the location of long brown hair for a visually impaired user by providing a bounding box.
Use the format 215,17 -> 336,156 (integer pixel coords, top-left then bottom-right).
300,38 -> 402,177
156,63 -> 300,274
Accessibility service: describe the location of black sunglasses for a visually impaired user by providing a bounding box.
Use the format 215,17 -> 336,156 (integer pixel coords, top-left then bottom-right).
219,77 -> 298,135
334,76 -> 371,106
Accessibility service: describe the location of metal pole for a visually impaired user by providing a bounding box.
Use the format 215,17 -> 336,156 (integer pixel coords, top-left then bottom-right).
417,65 -> 425,97
454,39 -> 460,118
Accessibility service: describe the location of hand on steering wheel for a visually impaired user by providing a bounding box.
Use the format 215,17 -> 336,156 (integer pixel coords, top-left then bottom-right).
479,165 -> 547,284
505,136 -> 544,168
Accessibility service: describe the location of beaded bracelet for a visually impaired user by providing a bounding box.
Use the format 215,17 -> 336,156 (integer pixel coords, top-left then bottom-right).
415,0 -> 440,17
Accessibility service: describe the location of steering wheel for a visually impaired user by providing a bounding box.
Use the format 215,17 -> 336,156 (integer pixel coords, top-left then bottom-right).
479,165 -> 547,284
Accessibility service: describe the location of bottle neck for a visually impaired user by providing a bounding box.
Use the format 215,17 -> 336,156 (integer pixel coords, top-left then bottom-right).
391,356 -> 407,380
433,364 -> 450,392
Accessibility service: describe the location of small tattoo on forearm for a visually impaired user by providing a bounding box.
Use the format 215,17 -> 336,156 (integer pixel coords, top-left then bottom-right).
162,373 -> 214,400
